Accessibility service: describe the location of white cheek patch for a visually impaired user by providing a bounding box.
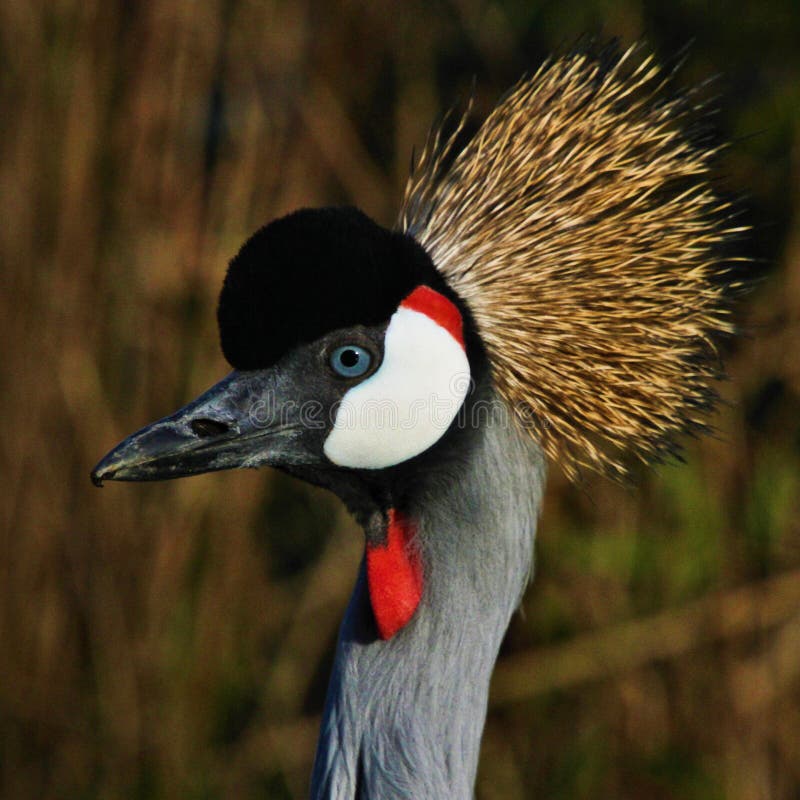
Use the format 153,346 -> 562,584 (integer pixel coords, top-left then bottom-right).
323,298 -> 471,469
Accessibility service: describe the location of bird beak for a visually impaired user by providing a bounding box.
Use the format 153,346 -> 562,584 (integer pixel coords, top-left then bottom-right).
91,370 -> 301,486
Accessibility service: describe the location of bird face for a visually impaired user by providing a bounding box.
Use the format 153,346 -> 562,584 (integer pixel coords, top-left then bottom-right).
91,208 -> 478,490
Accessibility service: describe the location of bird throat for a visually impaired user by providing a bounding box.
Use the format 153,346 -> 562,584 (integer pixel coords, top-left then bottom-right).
365,508 -> 423,639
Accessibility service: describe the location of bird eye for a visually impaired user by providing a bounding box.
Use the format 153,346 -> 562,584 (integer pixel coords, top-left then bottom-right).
330,345 -> 372,378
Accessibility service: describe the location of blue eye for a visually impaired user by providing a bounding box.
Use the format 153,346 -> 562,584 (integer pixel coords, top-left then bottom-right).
330,345 -> 373,378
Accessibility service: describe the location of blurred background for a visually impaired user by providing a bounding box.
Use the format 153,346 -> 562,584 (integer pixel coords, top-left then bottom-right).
1,1 -> 799,798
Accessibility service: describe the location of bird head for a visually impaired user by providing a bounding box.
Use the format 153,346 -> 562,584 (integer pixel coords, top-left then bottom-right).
91,206 -> 487,506
93,47 -> 741,639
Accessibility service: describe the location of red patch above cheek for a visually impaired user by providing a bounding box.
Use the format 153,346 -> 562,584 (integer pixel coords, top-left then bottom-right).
400,285 -> 465,349
365,509 -> 423,640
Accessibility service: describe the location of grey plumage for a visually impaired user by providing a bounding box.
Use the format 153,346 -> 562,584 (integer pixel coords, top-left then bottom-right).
311,392 -> 544,798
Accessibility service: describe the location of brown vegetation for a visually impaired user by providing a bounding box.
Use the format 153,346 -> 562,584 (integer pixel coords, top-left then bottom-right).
1,2 -> 798,798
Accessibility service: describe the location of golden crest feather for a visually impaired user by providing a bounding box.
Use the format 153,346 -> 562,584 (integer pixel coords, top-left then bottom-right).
398,45 -> 745,480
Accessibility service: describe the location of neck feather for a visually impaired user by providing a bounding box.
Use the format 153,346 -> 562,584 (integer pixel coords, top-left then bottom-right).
310,396 -> 545,799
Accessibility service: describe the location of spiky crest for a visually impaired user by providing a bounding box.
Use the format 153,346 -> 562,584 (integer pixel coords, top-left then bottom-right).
398,44 -> 745,480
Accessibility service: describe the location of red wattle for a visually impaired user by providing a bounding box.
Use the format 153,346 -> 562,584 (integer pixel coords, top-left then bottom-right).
400,285 -> 465,349
366,509 -> 423,639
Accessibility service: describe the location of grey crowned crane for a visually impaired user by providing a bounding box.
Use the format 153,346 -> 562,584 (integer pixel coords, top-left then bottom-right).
92,46 -> 741,799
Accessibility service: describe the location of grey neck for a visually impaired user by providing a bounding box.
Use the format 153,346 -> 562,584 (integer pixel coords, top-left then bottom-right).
310,400 -> 546,799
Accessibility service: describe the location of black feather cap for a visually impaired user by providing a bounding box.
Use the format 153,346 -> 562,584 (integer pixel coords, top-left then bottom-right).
217,207 -> 454,370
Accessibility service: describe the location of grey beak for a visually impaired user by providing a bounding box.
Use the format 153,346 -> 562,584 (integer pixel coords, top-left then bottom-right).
91,370 -> 298,486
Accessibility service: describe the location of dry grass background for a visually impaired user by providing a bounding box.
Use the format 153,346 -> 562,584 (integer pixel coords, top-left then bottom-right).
1,1 -> 799,798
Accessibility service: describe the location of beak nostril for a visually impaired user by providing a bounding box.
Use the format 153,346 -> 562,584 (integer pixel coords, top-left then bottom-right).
190,418 -> 231,438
